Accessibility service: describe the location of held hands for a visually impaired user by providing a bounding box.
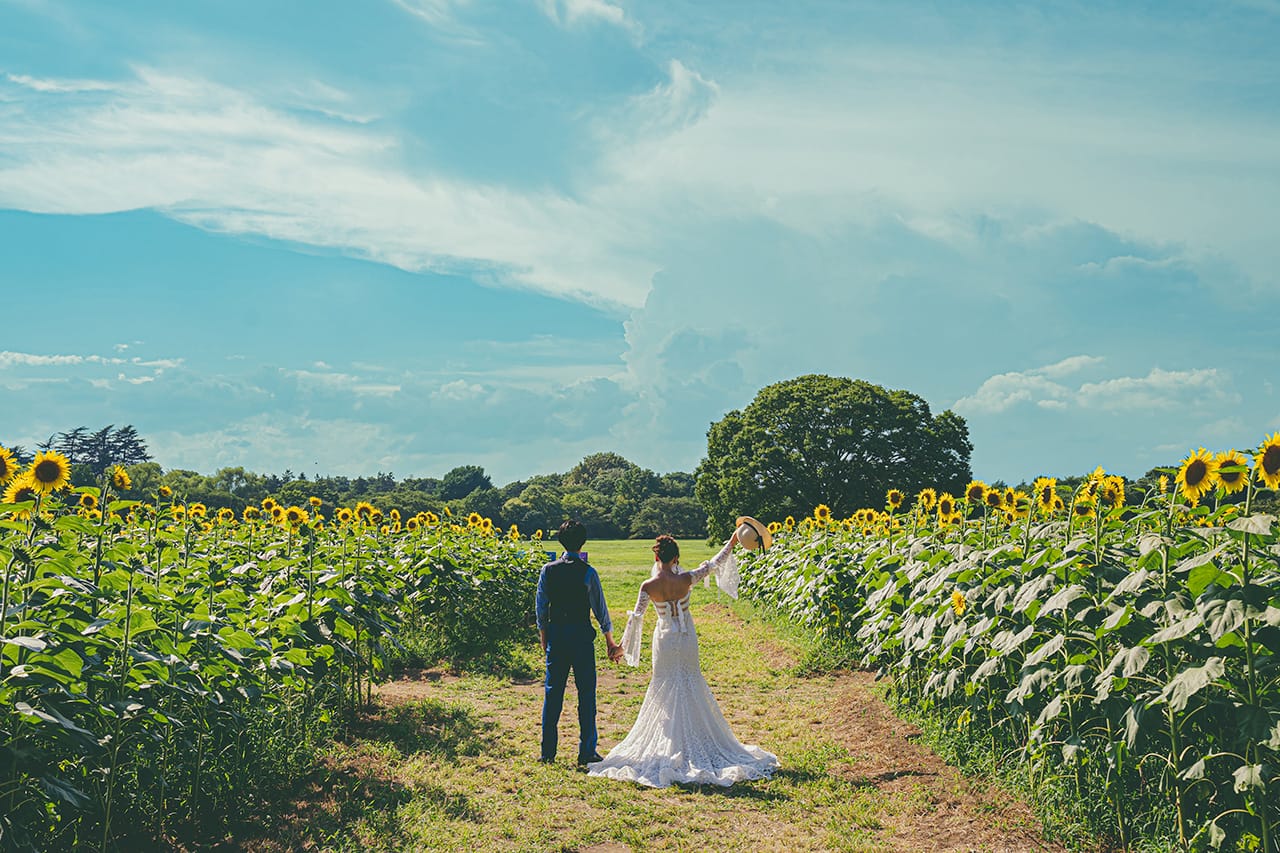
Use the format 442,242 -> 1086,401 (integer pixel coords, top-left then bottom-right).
606,641 -> 624,663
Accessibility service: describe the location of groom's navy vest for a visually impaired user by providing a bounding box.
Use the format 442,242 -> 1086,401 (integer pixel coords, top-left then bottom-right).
544,556 -> 592,627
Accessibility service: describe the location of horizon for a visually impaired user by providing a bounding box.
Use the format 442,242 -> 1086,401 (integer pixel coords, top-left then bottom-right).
4,1 -> 1278,486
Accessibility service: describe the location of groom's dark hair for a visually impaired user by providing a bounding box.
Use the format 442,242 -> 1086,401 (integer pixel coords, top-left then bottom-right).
556,519 -> 587,553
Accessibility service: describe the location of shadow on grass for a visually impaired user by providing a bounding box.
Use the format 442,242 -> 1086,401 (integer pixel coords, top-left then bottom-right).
354,698 -> 498,759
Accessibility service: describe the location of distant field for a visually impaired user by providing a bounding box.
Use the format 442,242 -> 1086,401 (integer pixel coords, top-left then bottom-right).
567,537 -> 720,571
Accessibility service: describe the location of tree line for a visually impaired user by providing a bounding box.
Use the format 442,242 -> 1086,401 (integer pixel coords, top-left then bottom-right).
15,375 -> 1001,540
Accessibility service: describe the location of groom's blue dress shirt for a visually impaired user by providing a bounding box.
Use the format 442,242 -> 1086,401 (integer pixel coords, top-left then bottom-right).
536,553 -> 612,634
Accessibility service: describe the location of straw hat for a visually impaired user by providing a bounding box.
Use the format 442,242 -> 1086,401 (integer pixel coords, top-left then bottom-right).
734,516 -> 772,551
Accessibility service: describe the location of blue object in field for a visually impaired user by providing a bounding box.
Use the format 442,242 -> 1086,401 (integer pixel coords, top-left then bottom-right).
543,551 -> 588,561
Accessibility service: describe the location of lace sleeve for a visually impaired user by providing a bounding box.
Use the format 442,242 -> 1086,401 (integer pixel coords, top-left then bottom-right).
690,539 -> 739,599
620,588 -> 651,667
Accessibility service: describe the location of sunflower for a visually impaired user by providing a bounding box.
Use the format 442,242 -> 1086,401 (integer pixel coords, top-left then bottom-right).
79,492 -> 98,510
243,505 -> 262,522
916,488 -> 937,512
1176,448 -> 1219,505
171,505 -> 187,521
261,497 -> 278,512
110,465 -> 131,491
1211,450 -> 1248,495
1157,475 -> 1169,495
984,488 -> 1004,510
336,507 -> 354,524
405,517 -> 420,531
443,506 -> 452,517
1255,433 -> 1280,491
533,528 -> 544,539
1052,496 -> 1065,513
951,589 -> 966,616
0,446 -> 18,485
1098,475 -> 1126,509
217,507 -> 235,523
936,493 -> 956,520
1072,497 -> 1095,519
284,506 -> 309,527
508,525 -> 521,540
308,496 -> 322,507
390,508 -> 401,522
188,503 -> 207,519
159,485 -> 173,498
355,501 -> 376,521
784,515 -> 796,530
1009,490 -> 1031,519
813,504 -> 832,524
28,451 -> 72,494
965,480 -> 987,504
1033,477 -> 1057,515
885,489 -> 904,511
3,474 -> 38,507
370,508 -> 383,523
270,505 -> 285,522
466,511 -> 483,528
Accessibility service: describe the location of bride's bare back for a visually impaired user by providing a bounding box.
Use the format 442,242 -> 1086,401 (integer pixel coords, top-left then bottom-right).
640,561 -> 693,603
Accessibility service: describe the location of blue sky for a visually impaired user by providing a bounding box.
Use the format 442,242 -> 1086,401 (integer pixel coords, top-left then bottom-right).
2,0 -> 1278,486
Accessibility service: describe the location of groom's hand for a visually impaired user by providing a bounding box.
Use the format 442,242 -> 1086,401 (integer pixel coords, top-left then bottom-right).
606,642 -> 623,663
539,629 -> 547,653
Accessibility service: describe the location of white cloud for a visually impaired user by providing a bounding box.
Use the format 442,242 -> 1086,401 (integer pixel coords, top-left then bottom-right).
539,0 -> 635,33
1077,367 -> 1238,411
5,73 -> 117,93
0,66 -> 654,308
433,379 -> 486,401
956,361 -> 1239,416
1039,355 -> 1106,379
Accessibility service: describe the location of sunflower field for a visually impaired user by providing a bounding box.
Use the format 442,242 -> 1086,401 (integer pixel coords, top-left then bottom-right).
0,447 -> 541,850
740,436 -> 1280,852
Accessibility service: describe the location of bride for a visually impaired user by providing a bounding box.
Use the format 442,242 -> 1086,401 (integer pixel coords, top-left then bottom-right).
587,521 -> 779,788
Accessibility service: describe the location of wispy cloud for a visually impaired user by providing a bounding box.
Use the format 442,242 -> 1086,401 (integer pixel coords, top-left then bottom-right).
539,0 -> 637,34
5,73 -> 117,93
0,65 -> 654,308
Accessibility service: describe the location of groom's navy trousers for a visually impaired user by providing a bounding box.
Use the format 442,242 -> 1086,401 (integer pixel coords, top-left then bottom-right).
540,623 -> 598,761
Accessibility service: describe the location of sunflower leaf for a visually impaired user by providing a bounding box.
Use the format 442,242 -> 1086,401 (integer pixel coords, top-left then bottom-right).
1226,514 -> 1275,536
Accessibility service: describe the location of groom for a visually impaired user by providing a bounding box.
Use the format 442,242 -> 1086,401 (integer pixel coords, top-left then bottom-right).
536,519 -> 622,765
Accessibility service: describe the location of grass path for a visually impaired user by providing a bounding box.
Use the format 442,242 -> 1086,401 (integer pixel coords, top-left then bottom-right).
220,541 -> 1067,852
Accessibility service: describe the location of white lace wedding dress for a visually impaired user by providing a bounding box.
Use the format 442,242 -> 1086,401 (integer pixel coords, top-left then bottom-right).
587,542 -> 779,788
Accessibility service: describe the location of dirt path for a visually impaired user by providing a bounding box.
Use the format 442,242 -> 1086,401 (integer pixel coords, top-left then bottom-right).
213,580 -> 1070,852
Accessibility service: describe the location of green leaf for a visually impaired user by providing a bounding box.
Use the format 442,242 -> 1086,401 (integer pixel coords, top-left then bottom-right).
1188,562 -> 1236,596
1147,612 -> 1203,645
1161,657 -> 1225,712
1138,534 -> 1171,557
1200,597 -> 1245,643
1025,633 -> 1065,667
1232,763 -> 1265,793
1040,584 -> 1087,617
1226,514 -> 1275,536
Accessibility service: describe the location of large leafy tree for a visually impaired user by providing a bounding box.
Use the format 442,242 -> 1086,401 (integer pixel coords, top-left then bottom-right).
695,375 -> 972,536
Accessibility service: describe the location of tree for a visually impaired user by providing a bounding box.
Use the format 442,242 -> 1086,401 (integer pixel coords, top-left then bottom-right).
42,425 -> 152,477
441,465 -> 492,500
629,496 -> 707,539
563,452 -> 637,495
695,374 -> 973,537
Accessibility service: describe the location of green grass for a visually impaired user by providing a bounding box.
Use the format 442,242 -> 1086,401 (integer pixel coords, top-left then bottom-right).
581,537 -> 721,572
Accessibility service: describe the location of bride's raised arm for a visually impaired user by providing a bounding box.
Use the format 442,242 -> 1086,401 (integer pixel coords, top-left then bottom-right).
619,587 -> 651,667
685,536 -> 740,599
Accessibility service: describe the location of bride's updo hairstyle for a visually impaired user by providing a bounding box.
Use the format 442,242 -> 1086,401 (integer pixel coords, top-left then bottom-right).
653,534 -> 680,564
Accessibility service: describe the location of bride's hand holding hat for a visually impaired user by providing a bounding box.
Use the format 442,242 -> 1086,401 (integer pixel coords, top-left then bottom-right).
733,516 -> 771,551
